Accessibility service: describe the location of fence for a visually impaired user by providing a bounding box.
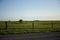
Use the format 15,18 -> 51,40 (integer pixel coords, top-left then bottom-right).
0,21 -> 60,34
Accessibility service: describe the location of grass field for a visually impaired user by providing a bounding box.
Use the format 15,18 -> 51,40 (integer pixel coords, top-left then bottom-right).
0,21 -> 60,34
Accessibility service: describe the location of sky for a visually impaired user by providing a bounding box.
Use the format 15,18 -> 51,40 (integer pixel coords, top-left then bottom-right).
0,0 -> 60,21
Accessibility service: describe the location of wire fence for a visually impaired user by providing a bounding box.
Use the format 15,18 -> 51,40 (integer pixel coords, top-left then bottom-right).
0,21 -> 60,34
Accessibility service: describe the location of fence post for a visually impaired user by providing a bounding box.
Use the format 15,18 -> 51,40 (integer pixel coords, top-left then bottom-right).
5,21 -> 7,32
52,23 -> 53,29
32,21 -> 34,30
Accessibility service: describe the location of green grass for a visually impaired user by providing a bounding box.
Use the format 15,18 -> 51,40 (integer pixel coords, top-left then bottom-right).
0,21 -> 60,34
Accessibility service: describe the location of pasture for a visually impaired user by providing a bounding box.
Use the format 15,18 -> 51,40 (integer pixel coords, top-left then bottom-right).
0,21 -> 60,34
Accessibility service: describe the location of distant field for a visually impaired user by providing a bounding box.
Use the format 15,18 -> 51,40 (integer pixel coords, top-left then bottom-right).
0,21 -> 60,34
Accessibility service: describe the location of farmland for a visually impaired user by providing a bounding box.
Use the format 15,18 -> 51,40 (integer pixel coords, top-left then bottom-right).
0,21 -> 60,34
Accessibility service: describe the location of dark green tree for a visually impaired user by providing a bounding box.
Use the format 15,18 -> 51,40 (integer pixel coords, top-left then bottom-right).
19,19 -> 23,23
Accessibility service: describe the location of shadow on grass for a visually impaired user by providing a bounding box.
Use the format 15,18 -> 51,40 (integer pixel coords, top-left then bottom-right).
0,30 -> 60,35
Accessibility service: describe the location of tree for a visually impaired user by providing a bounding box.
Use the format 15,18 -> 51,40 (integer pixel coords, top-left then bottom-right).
19,19 -> 23,23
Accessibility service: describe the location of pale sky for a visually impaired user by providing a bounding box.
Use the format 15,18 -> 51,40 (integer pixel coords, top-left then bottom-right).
0,0 -> 60,21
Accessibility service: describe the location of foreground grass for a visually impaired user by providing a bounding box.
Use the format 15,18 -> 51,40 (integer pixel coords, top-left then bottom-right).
0,21 -> 60,34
